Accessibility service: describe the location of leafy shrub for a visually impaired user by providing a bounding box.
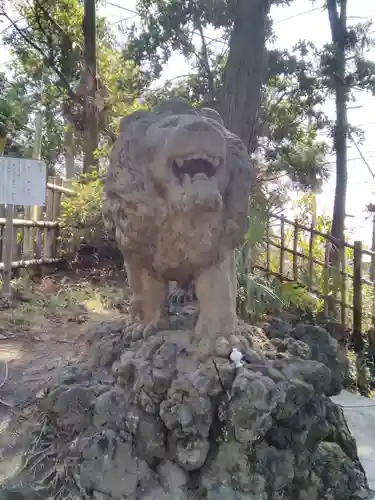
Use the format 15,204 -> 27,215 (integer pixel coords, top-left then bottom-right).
0,99 -> 12,138
58,171 -> 105,255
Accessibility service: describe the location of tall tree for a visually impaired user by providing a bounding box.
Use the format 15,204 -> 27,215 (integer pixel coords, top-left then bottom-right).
217,0 -> 271,152
82,0 -> 99,172
0,0 -> 145,173
327,0 -> 348,243
125,2 -> 330,193
321,0 -> 375,242
125,0 -> 288,151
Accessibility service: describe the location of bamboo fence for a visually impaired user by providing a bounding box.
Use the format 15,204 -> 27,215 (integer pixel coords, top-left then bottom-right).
2,189 -> 375,340
0,176 -> 74,275
251,213 -> 375,334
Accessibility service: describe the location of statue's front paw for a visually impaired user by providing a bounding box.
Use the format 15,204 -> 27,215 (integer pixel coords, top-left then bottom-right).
143,314 -> 170,339
124,320 -> 144,342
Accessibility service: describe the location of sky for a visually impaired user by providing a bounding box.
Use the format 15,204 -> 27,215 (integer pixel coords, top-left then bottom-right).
1,0 -> 375,244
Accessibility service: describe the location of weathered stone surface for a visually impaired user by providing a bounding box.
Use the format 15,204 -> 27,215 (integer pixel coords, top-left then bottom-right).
103,97 -> 254,339
9,315 -> 367,500
264,319 -> 346,396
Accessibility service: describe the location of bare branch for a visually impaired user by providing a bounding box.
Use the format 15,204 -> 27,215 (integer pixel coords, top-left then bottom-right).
0,10 -> 116,144
196,20 -> 215,98
0,11 -> 77,101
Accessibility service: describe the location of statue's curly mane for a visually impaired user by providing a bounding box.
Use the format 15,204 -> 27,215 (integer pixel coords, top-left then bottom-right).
103,97 -> 253,277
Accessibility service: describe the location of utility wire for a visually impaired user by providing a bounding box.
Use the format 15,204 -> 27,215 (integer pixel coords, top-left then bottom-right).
276,5 -> 324,23
326,155 -> 375,164
348,132 -> 375,179
107,2 -> 326,31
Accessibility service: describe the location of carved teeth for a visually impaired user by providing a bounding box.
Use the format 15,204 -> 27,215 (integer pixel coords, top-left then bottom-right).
174,154 -> 220,167
183,174 -> 191,186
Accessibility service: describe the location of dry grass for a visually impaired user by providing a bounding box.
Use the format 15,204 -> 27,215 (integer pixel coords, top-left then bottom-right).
0,271 -> 130,335
0,270 -> 131,496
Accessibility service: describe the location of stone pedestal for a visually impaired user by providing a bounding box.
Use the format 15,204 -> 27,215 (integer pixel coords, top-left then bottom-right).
7,316 -> 369,500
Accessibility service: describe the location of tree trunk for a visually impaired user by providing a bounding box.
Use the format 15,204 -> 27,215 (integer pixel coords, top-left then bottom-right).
328,0 -> 348,244
82,0 -> 99,173
326,0 -> 348,317
218,0 -> 271,153
64,122 -> 75,178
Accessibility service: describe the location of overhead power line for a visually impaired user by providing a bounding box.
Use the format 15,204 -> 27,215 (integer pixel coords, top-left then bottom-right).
107,2 -> 326,30
348,133 -> 375,179
276,5 -> 324,23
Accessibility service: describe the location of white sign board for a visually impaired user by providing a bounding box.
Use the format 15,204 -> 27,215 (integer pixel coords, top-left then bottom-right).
0,157 -> 47,206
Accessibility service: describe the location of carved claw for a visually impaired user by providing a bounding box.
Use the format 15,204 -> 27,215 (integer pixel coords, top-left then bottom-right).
143,315 -> 170,339
124,321 -> 144,342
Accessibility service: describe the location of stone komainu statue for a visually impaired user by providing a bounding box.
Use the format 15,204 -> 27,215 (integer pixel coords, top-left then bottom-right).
103,97 -> 254,337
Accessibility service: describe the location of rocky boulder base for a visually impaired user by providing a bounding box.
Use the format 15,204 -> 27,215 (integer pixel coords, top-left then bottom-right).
8,316 -> 369,500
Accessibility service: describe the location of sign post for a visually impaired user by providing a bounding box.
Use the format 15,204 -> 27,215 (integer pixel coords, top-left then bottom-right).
0,157 -> 47,296
2,205 -> 14,296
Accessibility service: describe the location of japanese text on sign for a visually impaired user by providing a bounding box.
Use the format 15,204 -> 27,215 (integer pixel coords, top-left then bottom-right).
0,157 -> 47,206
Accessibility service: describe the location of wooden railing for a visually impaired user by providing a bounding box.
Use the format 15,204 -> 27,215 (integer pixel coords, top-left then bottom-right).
250,212 -> 375,336
2,188 -> 375,340
0,176 -> 74,272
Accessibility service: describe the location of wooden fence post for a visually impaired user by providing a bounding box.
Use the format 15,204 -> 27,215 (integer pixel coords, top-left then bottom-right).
52,176 -> 63,257
339,243 -> 347,328
353,240 -> 368,395
279,217 -> 285,278
323,240 -> 330,318
265,217 -> 270,278
293,219 -> 298,281
0,149 -> 13,296
308,220 -> 315,291
44,178 -> 55,259
0,205 -> 4,263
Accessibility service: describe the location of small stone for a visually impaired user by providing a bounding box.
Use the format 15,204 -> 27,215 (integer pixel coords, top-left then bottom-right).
94,387 -> 128,428
158,460 -> 189,490
152,368 -> 173,393
175,437 -> 210,471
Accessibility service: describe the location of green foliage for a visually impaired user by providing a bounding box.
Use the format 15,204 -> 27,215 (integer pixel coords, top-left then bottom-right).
277,282 -> 320,312
1,0 -> 145,171
0,73 -> 30,142
320,20 -> 375,96
58,171 -> 105,254
125,1 -> 331,192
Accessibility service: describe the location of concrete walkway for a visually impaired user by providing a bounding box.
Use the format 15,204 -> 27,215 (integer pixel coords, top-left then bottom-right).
331,390 -> 375,493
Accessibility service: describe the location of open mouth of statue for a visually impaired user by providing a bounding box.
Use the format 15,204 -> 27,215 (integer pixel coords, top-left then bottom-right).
172,155 -> 219,184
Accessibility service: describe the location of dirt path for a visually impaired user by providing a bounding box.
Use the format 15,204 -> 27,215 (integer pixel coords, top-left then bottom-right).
0,272 -> 129,486
0,324 -> 91,484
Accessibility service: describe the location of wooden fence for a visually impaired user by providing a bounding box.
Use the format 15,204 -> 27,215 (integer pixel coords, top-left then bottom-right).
249,212 -> 375,337
0,176 -> 74,278
1,184 -> 375,340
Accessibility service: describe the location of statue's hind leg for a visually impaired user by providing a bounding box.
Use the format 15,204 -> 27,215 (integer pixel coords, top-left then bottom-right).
141,269 -> 169,337
168,280 -> 196,306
